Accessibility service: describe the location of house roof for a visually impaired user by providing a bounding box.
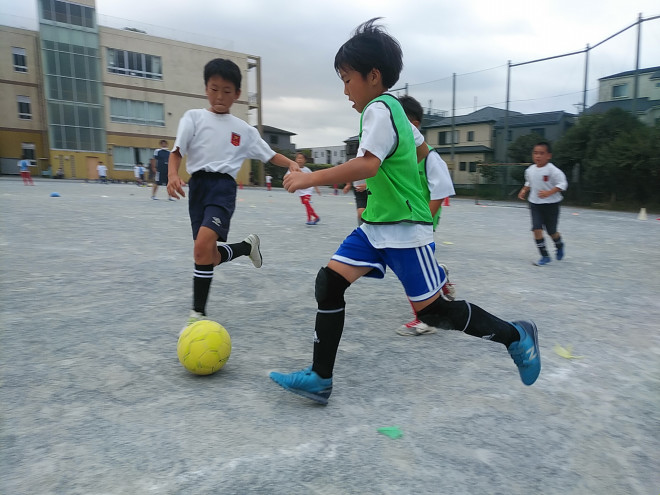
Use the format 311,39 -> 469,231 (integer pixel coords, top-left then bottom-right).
422,106 -> 523,129
598,65 -> 660,81
258,125 -> 296,136
585,97 -> 659,115
493,111 -> 574,129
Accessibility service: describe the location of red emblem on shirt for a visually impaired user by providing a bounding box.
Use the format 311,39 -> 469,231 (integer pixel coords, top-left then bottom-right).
543,175 -> 549,182
231,132 -> 241,147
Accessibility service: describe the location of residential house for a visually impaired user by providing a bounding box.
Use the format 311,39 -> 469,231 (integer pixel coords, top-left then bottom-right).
586,66 -> 660,126
422,106 -> 520,185
307,145 -> 346,165
493,111 -> 575,162
260,125 -> 296,154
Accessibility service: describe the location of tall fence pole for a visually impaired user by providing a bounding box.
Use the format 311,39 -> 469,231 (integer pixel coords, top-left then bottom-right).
504,61 -> 511,163
451,73 -> 456,163
582,44 -> 590,114
632,13 -> 642,115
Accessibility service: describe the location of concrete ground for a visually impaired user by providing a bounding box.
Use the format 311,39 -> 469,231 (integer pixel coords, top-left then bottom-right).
1,177 -> 658,495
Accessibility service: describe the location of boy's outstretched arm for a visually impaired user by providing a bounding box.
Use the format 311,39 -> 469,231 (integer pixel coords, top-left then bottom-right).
167,149 -> 186,199
283,153 -> 381,193
270,153 -> 300,173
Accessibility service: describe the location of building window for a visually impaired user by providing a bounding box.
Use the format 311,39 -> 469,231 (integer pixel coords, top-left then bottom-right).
21,143 -> 36,162
40,0 -> 96,28
467,130 -> 474,142
112,146 -> 155,171
17,96 -> 32,120
107,48 -> 162,80
612,83 -> 628,99
12,47 -> 27,72
269,134 -> 278,145
469,162 -> 477,173
459,161 -> 467,171
438,130 -> 459,145
109,98 -> 165,126
531,128 -> 545,138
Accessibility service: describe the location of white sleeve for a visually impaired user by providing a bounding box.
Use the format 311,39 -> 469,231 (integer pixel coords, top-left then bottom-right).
172,111 -> 195,157
553,166 -> 568,191
425,152 -> 455,199
411,123 -> 424,146
245,126 -> 276,163
356,102 -> 396,162
524,167 -> 531,187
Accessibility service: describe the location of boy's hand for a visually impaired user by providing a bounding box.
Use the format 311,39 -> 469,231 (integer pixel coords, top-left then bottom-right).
283,170 -> 311,193
288,160 -> 301,173
167,175 -> 186,199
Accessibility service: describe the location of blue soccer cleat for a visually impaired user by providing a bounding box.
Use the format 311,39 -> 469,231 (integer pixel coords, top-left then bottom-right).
534,256 -> 551,266
508,320 -> 541,386
556,245 -> 565,260
269,366 -> 333,405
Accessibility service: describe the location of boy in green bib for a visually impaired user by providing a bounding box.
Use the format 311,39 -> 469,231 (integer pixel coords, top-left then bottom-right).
270,18 -> 541,405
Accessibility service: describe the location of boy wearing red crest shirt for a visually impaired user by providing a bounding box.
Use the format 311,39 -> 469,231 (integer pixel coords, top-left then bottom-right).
168,58 -> 298,329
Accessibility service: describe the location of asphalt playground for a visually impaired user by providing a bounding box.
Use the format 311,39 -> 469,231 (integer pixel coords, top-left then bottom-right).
1,177 -> 658,494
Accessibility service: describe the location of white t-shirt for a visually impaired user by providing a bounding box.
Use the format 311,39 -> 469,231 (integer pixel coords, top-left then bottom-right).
425,151 -> 455,200
97,164 -> 107,176
173,109 -> 276,178
285,167 -> 314,197
265,175 -> 272,184
524,162 -> 568,204
356,98 -> 433,249
134,165 -> 140,178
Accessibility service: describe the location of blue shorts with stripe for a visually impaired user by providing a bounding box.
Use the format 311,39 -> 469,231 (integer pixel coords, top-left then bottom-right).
331,228 -> 446,302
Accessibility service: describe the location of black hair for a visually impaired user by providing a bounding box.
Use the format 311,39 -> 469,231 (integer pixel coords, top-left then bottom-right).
398,95 -> 423,123
334,18 -> 403,89
534,140 -> 552,153
204,58 -> 241,90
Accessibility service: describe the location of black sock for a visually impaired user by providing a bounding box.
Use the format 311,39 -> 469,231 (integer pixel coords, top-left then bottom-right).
535,238 -> 549,257
553,235 -> 563,250
417,298 -> 519,347
193,264 -> 214,314
217,241 -> 251,264
312,267 -> 351,379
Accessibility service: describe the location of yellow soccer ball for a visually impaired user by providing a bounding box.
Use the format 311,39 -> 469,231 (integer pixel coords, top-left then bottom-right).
177,320 -> 232,375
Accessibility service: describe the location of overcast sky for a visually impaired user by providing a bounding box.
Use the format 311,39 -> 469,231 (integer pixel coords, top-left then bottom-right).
2,1 -> 659,148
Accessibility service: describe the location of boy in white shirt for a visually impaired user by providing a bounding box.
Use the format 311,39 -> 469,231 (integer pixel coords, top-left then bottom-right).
518,141 -> 568,266
167,58 -> 299,327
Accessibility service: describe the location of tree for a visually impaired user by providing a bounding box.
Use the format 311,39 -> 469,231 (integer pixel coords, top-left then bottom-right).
507,133 -> 545,163
554,108 -> 654,206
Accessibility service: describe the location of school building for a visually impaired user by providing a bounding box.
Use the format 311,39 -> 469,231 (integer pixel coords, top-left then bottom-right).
0,0 -> 263,184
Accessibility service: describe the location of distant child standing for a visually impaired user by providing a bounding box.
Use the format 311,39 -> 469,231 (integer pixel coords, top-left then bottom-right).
97,162 -> 107,183
270,19 -> 541,405
17,157 -> 34,185
518,141 -> 567,266
167,58 -> 299,327
287,153 -> 321,225
152,140 -> 174,200
265,174 -> 272,191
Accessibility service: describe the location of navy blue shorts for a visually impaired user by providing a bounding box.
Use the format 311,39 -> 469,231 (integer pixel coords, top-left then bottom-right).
354,189 -> 368,209
529,202 -> 560,234
155,168 -> 169,186
332,228 -> 446,302
188,171 -> 236,241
